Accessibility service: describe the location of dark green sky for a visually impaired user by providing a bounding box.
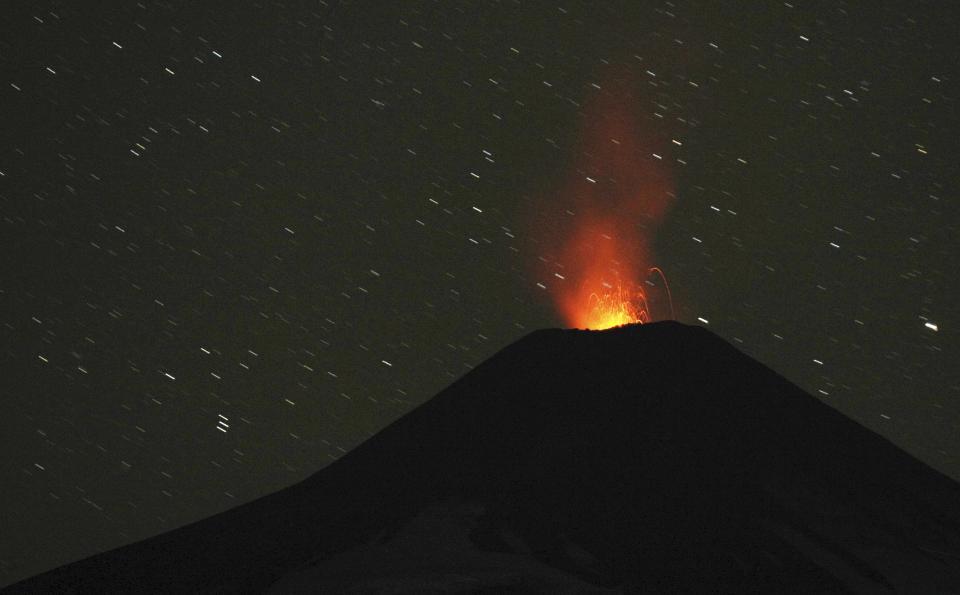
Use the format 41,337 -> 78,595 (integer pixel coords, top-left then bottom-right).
1,0 -> 957,586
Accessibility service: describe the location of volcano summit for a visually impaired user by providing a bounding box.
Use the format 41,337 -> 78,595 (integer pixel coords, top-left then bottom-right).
7,322 -> 960,593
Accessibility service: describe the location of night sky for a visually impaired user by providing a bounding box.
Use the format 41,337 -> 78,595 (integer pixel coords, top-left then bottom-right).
2,0 -> 957,586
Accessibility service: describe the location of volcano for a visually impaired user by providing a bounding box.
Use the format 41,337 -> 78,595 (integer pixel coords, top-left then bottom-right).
7,322 -> 960,593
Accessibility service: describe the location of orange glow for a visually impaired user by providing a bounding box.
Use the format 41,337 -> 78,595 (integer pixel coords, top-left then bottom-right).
584,280 -> 649,330
529,67 -> 676,329
566,268 -> 673,330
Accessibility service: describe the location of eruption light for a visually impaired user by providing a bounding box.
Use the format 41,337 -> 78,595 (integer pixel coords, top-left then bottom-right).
579,267 -> 674,330
530,67 -> 677,330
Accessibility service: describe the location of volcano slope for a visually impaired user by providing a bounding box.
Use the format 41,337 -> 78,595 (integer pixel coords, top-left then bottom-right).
7,321 -> 960,593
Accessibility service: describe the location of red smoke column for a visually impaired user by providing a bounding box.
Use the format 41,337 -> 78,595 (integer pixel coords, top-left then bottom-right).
534,68 -> 675,329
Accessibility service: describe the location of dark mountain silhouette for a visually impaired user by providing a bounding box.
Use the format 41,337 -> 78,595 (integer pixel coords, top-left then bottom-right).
6,321 -> 960,593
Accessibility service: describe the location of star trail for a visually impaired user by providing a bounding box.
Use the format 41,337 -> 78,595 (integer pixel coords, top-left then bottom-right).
1,0 -> 957,586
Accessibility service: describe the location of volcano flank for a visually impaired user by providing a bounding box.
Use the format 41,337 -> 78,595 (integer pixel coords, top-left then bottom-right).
7,322 -> 960,593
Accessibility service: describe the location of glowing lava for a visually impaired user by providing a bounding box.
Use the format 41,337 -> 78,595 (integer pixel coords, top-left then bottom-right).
556,220 -> 674,330
575,268 -> 673,330
585,280 -> 649,330
529,67 -> 676,330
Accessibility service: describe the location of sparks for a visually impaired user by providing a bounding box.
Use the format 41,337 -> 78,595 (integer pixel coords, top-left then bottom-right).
576,267 -> 674,330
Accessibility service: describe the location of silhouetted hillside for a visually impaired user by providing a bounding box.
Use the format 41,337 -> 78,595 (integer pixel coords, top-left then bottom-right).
7,321 -> 960,593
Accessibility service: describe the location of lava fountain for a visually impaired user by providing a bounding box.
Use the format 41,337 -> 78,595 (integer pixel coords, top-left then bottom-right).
532,68 -> 676,330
